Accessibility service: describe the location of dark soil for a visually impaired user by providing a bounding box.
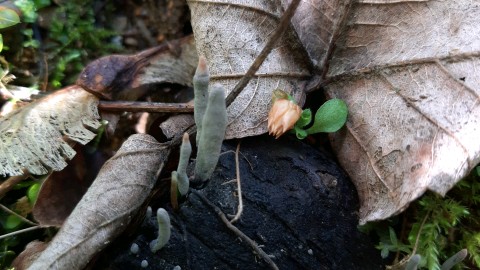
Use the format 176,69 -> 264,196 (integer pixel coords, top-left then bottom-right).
96,135 -> 383,269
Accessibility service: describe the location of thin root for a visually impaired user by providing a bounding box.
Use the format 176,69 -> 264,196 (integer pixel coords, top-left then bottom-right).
192,190 -> 279,270
230,141 -> 243,223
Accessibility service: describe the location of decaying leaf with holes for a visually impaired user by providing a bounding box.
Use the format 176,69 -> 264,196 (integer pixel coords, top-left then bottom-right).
0,86 -> 101,176
26,134 -> 169,270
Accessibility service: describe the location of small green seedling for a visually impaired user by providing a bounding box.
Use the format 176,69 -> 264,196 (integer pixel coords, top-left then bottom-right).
292,98 -> 348,139
0,7 -> 20,52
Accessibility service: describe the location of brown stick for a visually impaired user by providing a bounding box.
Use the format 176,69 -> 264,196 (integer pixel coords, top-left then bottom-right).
0,175 -> 28,199
98,101 -> 194,113
225,0 -> 301,107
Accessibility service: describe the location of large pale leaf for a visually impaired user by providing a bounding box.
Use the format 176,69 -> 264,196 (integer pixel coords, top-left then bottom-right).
0,86 -> 101,176
27,134 -> 169,270
187,0 -> 311,139
280,0 -> 351,73
325,0 -> 480,223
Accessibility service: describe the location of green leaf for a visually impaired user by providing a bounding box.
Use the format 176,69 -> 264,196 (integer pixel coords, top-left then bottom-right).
295,109 -> 312,129
0,34 -> 3,52
389,227 -> 398,246
27,183 -> 40,204
33,0 -> 51,9
14,0 -> 37,23
0,7 -> 20,29
293,126 -> 308,140
4,215 -> 22,230
380,245 -> 389,259
306,99 -> 348,134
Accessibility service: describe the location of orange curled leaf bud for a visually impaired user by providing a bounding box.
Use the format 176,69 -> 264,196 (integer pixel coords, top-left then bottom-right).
268,98 -> 302,139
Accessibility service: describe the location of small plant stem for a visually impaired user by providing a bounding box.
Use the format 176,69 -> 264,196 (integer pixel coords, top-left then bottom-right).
0,204 -> 38,226
0,225 -> 43,240
98,101 -> 194,113
0,174 -> 28,199
192,190 -> 279,270
412,211 -> 430,255
230,141 -> 243,223
225,0 -> 301,107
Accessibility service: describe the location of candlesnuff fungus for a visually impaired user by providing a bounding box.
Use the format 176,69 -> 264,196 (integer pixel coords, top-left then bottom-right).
149,208 -> 171,253
405,254 -> 421,270
177,133 -> 191,195
145,206 -> 152,220
194,83 -> 227,182
440,249 -> 467,270
193,56 -> 209,145
170,171 -> 179,210
130,243 -> 139,254
171,133 -> 192,209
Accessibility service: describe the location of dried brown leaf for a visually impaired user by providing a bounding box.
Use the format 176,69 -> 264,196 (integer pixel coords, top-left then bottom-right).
32,147 -> 96,227
281,0 -> 352,73
77,36 -> 198,101
0,86 -> 101,176
11,240 -> 48,270
325,0 -> 480,223
27,134 -> 169,270
187,0 -> 311,139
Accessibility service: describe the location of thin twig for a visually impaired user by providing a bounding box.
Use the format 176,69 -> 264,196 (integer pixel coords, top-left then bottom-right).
389,211 -> 430,269
225,0 -> 301,107
230,141 -> 243,223
98,101 -> 194,113
0,204 -> 38,226
0,174 -> 28,199
0,225 -> 43,240
412,211 -> 430,255
192,190 -> 279,270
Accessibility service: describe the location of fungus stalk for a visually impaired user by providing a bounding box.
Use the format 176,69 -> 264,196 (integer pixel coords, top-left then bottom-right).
176,133 -> 191,195
193,56 -> 209,145
150,208 -> 171,253
194,83 -> 227,182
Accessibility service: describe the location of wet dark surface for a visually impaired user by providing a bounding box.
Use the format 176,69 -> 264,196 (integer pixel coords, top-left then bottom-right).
98,135 -> 382,270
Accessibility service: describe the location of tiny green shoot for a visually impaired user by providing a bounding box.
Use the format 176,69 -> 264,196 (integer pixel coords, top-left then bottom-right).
292,98 -> 348,139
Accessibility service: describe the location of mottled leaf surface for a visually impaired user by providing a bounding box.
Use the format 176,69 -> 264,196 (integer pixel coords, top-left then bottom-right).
0,86 -> 101,176
325,0 -> 480,223
280,0 -> 351,72
27,134 -> 169,270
